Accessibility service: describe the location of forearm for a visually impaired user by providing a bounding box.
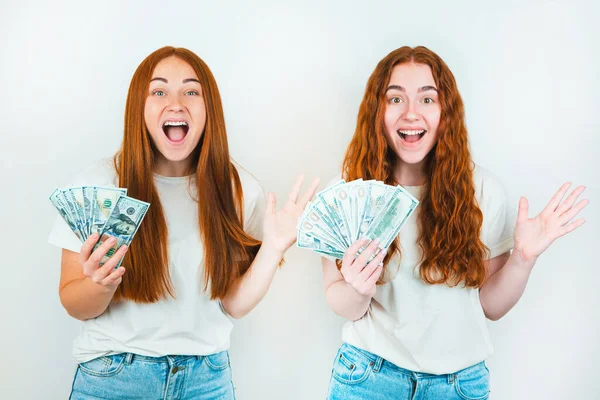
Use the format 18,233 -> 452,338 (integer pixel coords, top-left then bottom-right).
326,280 -> 372,321
220,243 -> 283,319
59,278 -> 117,320
479,251 -> 536,321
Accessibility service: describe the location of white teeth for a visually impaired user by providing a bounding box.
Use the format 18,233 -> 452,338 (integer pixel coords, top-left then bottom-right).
398,129 -> 426,136
163,121 -> 188,127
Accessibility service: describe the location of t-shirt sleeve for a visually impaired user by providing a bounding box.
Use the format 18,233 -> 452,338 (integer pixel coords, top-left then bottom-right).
480,173 -> 516,259
48,214 -> 83,254
240,171 -> 266,241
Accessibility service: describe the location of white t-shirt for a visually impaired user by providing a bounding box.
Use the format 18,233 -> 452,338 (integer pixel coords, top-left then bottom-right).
330,164 -> 516,374
48,158 -> 265,363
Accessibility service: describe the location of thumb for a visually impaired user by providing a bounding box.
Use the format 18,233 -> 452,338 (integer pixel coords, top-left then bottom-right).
266,192 -> 277,215
517,196 -> 529,224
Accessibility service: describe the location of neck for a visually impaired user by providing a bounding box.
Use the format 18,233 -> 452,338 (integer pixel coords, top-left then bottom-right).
153,156 -> 193,177
393,158 -> 426,186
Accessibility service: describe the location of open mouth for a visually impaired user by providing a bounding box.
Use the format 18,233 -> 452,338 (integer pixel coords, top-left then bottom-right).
162,120 -> 189,144
397,129 -> 426,144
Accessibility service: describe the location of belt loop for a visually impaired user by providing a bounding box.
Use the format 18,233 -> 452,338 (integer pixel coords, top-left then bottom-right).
447,373 -> 456,384
125,353 -> 133,365
166,355 -> 175,367
372,356 -> 384,373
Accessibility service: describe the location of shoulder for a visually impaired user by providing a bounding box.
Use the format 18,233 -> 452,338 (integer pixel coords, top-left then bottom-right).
472,164 -> 516,232
472,164 -> 516,255
232,161 -> 265,204
472,163 -> 509,208
68,158 -> 118,187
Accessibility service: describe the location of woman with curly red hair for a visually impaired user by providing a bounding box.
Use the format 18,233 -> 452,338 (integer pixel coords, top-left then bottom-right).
323,46 -> 588,399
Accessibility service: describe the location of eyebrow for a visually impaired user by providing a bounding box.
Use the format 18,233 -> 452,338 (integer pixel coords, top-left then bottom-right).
386,85 -> 438,93
150,77 -> 201,84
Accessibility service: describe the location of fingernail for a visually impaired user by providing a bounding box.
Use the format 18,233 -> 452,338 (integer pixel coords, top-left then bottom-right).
374,238 -> 381,245
108,237 -> 116,244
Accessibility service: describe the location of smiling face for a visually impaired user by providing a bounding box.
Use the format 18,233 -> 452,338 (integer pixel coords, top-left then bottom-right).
383,62 -> 441,181
144,56 -> 206,176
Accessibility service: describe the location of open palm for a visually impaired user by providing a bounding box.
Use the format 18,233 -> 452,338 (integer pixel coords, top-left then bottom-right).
262,175 -> 320,254
514,182 -> 588,262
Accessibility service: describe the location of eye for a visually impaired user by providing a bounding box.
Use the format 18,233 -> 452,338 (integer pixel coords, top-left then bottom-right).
153,90 -> 166,97
389,97 -> 403,104
422,97 -> 434,104
185,90 -> 199,96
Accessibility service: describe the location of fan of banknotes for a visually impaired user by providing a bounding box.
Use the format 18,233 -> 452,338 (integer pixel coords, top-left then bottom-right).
297,179 -> 419,259
49,186 -> 150,267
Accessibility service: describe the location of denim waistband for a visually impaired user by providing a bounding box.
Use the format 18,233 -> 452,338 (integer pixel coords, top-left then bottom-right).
340,343 -> 484,385
119,353 -> 209,366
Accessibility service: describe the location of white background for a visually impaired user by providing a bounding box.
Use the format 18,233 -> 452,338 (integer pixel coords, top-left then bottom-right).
1,1 -> 598,399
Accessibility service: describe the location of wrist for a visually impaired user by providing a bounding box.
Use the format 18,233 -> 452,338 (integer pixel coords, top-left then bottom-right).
346,281 -> 374,303
260,240 -> 287,260
512,248 -> 537,271
258,240 -> 286,263
87,277 -> 119,294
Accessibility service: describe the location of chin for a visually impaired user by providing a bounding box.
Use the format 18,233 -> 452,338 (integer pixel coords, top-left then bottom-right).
158,148 -> 194,163
394,150 -> 429,165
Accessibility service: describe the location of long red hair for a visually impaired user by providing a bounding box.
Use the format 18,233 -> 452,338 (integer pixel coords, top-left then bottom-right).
114,46 -> 261,302
342,46 -> 488,288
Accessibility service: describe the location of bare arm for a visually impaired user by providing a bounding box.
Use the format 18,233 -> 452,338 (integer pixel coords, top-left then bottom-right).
479,251 -> 532,321
480,182 -> 588,321
59,233 -> 128,321
221,176 -> 320,319
219,243 -> 283,319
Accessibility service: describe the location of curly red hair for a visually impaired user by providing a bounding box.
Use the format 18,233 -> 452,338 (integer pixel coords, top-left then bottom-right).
342,46 -> 488,288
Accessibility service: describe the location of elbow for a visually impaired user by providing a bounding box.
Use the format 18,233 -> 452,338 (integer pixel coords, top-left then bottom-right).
62,304 -> 91,321
348,308 -> 368,322
226,309 -> 246,320
479,292 -> 501,322
485,313 -> 502,322
325,291 -> 366,321
59,295 -> 80,321
220,300 -> 247,320
59,295 -> 92,321
483,307 -> 504,322
67,310 -> 89,321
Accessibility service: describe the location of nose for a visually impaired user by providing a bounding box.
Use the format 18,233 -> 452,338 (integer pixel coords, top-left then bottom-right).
401,100 -> 419,121
166,94 -> 184,112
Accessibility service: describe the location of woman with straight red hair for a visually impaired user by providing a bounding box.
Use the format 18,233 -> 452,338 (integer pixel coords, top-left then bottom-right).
48,46 -> 318,399
323,46 -> 588,399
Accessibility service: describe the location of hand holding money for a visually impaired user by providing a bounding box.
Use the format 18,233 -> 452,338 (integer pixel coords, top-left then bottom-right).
296,178 -> 419,260
49,186 -> 150,269
339,238 -> 387,297
79,233 -> 128,289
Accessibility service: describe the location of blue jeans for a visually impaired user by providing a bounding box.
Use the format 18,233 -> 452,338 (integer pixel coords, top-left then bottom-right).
327,343 -> 490,400
70,351 -> 235,400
